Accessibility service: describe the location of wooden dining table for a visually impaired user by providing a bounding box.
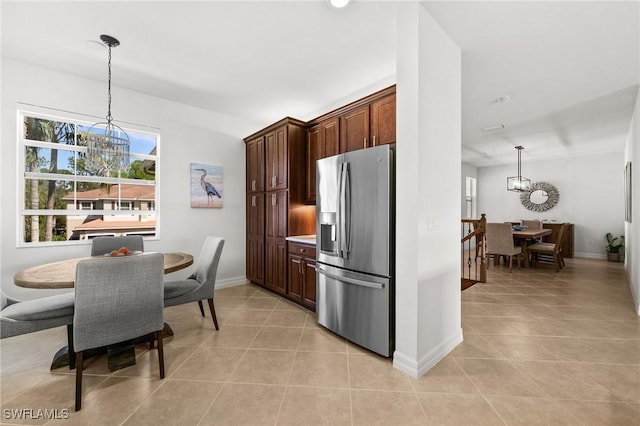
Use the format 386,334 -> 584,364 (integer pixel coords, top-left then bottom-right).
14,252 -> 193,289
512,229 -> 552,268
13,252 -> 193,371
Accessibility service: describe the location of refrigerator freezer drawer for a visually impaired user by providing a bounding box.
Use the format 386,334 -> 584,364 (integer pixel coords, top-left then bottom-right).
316,263 -> 392,357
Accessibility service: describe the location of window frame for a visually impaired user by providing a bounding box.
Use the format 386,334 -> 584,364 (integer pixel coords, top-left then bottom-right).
17,107 -> 160,247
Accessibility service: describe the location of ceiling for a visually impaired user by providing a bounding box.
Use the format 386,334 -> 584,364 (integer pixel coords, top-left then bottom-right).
1,1 -> 638,168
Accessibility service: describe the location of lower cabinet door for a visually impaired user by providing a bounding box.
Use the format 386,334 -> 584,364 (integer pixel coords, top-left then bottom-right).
288,255 -> 303,302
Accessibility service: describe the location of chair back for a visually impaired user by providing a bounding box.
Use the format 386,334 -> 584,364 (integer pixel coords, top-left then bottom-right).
73,252 -> 164,352
553,223 -> 569,254
521,219 -> 542,229
191,236 -> 225,289
91,236 -> 144,256
486,223 -> 516,255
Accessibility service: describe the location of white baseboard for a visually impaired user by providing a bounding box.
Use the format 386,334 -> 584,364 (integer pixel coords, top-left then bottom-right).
392,328 -> 463,378
216,276 -> 249,290
574,252 -> 606,260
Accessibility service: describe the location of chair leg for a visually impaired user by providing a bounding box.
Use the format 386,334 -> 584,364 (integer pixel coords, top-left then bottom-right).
67,324 -> 76,370
555,254 -> 560,272
149,333 -> 155,350
156,330 -> 165,379
207,298 -> 219,330
198,300 -> 205,317
75,351 -> 83,411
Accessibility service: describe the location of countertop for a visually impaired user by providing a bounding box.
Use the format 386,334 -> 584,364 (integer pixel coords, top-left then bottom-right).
286,235 -> 316,245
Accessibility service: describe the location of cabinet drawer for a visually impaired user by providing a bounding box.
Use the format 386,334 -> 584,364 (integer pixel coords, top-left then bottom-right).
288,242 -> 316,258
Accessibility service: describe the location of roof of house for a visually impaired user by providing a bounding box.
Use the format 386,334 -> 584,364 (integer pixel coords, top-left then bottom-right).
74,219 -> 156,231
63,184 -> 155,201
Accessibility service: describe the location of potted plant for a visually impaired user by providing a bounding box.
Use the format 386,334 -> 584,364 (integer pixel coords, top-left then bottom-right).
605,233 -> 625,262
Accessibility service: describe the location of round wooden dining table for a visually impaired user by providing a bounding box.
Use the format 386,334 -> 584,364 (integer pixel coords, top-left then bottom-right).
13,252 -> 193,289
12,252 -> 193,371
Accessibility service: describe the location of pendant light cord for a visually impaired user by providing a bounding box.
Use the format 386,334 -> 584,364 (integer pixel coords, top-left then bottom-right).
106,44 -> 113,124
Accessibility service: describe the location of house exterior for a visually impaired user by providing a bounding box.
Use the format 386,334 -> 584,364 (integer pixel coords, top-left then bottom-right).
62,184 -> 156,240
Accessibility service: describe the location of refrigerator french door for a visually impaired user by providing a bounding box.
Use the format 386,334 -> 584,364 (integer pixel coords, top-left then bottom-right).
316,145 -> 394,357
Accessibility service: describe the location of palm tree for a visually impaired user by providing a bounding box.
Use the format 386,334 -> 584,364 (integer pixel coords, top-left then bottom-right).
24,117 -> 74,242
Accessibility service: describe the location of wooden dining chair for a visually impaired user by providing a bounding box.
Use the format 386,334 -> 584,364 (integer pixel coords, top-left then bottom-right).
521,219 -> 542,229
485,223 -> 522,272
528,223 -> 568,272
73,253 -> 165,411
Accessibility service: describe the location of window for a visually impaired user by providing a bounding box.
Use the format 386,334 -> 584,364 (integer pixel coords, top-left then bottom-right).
18,108 -> 159,245
465,177 -> 477,219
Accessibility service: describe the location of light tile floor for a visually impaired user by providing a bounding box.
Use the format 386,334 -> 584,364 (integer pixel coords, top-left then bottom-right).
1,258 -> 638,425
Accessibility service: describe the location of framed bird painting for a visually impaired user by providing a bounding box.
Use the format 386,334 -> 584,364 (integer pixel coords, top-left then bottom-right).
190,163 -> 223,208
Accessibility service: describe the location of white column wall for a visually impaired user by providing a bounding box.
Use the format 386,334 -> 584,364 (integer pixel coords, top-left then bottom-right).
394,3 -> 462,377
624,89 -> 640,314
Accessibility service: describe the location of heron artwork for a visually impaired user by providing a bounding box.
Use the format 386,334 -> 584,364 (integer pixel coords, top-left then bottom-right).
190,163 -> 223,208
195,168 -> 221,203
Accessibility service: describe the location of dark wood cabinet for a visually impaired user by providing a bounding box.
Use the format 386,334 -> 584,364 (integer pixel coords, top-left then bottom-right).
287,241 -> 317,311
370,94 -> 396,147
306,117 -> 339,203
340,105 -> 370,153
245,118 -> 314,300
543,223 -> 574,258
265,126 -> 288,191
266,190 -> 288,295
246,136 -> 264,193
246,193 -> 265,285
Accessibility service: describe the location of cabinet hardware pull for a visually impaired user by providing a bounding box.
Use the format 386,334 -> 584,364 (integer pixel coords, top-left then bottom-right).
251,180 -> 256,191
252,196 -> 256,207
272,194 -> 276,206
272,175 -> 276,187
363,138 -> 366,149
373,136 -> 376,146
299,248 -> 305,253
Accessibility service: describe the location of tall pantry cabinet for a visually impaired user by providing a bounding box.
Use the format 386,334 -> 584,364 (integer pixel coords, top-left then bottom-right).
245,118 -> 314,296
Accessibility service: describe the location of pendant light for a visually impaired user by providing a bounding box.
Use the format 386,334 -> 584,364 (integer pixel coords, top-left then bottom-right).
507,146 -> 531,192
86,35 -> 130,177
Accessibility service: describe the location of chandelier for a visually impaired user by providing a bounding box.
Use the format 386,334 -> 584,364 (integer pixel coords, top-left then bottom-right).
507,146 -> 531,192
86,35 -> 130,177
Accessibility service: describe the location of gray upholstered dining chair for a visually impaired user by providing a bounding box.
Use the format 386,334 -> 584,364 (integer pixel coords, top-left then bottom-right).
90,235 -> 144,256
1,289 -> 74,340
163,236 -> 224,330
486,222 -> 522,272
73,253 -> 165,411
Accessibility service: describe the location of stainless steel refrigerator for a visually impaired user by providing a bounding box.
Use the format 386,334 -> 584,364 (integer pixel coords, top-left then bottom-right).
316,144 -> 394,357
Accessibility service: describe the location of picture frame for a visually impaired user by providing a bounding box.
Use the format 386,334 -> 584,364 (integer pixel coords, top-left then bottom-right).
190,163 -> 223,208
625,161 -> 632,223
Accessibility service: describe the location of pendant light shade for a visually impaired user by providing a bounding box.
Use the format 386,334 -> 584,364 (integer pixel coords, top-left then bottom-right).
86,35 -> 130,177
507,146 -> 531,192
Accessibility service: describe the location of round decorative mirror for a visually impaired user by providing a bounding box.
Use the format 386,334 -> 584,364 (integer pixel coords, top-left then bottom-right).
520,182 -> 559,212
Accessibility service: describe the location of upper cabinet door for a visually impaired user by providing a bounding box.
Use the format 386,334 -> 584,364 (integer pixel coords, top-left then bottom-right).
340,105 -> 370,153
370,94 -> 396,147
266,126 -> 288,191
306,117 -> 339,203
246,136 -> 265,192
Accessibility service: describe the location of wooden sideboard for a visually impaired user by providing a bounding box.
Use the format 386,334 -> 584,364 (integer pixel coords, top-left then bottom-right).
542,223 -> 574,258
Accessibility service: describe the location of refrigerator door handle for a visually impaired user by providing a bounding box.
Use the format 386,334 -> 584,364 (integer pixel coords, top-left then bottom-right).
339,162 -> 351,258
317,265 -> 385,290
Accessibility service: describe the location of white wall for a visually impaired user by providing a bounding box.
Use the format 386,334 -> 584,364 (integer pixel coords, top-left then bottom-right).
1,59 -> 257,300
624,90 -> 639,314
477,152 -> 624,258
394,3 -> 462,378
